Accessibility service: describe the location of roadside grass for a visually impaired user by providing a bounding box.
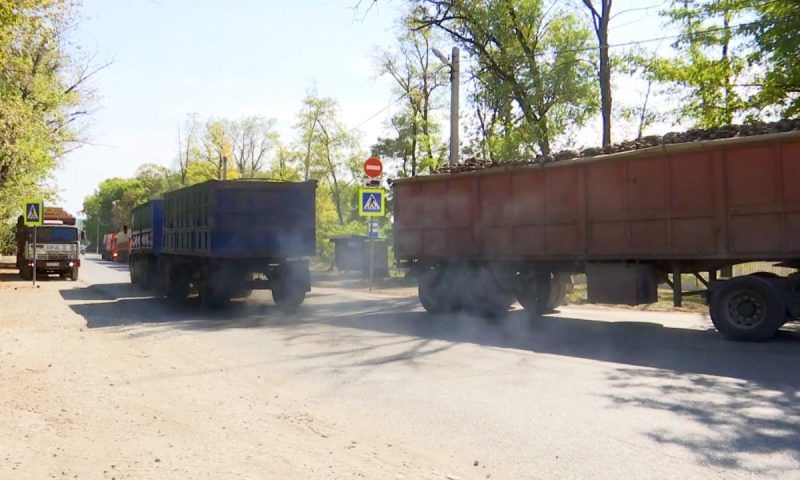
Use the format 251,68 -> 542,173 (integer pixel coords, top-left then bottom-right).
565,283 -> 709,314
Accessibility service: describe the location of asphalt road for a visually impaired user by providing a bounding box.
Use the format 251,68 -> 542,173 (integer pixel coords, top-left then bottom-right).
63,256 -> 800,479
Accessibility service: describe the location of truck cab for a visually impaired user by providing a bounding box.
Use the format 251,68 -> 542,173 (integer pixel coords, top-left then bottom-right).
16,222 -> 82,281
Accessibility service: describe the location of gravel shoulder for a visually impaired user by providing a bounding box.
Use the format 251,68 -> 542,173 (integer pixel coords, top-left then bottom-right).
0,258 -> 473,480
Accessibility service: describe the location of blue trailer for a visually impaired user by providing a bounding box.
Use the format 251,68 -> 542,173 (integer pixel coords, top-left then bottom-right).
129,179 -> 317,308
130,199 -> 164,288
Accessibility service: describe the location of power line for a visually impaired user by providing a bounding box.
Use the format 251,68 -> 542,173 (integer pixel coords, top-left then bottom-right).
348,92 -> 409,133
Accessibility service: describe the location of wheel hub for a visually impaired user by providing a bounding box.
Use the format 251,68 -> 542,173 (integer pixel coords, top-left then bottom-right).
728,293 -> 765,329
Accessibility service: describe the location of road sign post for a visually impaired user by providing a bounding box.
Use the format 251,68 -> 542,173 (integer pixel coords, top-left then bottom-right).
367,218 -> 380,292
369,230 -> 375,293
33,226 -> 37,287
24,200 -> 43,287
361,157 -> 384,292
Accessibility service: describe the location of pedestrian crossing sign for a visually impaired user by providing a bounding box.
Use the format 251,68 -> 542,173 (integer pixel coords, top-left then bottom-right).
23,199 -> 43,226
358,188 -> 385,217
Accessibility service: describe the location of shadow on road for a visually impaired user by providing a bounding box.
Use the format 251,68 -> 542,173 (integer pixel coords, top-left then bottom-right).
605,366 -> 800,475
62,281 -> 800,388
94,260 -> 131,272
61,272 -> 800,476
313,304 -> 800,386
60,282 -> 287,329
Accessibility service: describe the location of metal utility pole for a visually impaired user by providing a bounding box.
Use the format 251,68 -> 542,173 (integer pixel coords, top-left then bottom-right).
450,47 -> 460,167
434,46 -> 460,166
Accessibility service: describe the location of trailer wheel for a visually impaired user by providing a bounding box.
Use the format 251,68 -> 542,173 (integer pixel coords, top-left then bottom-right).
140,259 -> 156,290
418,268 -> 447,313
710,276 -> 784,341
166,265 -> 191,300
201,287 -> 230,308
272,285 -> 305,312
470,266 -> 514,319
20,263 -> 32,281
547,273 -> 572,311
129,258 -> 139,285
516,272 -> 551,315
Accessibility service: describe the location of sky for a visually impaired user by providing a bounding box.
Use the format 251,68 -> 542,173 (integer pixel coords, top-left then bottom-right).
58,0 -> 669,216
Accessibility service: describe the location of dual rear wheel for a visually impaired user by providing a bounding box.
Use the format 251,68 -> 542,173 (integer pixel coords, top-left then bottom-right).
418,266 -> 513,318
418,266 -> 570,318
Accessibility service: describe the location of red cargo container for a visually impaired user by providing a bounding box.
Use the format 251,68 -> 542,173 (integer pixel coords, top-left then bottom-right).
393,131 -> 800,341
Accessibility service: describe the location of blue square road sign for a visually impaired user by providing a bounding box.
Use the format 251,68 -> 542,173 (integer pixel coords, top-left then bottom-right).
358,188 -> 385,217
24,199 -> 43,226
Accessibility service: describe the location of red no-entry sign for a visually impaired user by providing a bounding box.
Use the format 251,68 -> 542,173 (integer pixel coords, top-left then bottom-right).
363,157 -> 383,178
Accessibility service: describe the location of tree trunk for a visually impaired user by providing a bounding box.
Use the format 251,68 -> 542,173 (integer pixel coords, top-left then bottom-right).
538,117 -> 551,159
598,9 -> 612,148
582,0 -> 613,148
316,121 -> 345,225
411,108 -> 419,176
722,12 -> 733,125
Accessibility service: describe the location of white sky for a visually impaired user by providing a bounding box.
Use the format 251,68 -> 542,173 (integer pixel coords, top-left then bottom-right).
57,0 -> 671,216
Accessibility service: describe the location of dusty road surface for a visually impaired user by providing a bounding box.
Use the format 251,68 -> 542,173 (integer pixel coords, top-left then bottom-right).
2,256 -> 800,479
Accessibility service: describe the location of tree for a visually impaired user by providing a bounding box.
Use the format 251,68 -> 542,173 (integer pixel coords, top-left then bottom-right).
745,0 -> 800,116
82,164 -> 174,246
199,119 -> 239,180
410,0 -> 598,158
375,27 -> 448,174
0,0 -> 99,230
372,112 -> 417,176
647,0 -> 749,127
176,113 -> 200,186
295,92 -> 361,226
230,116 -> 279,178
579,0 -> 612,147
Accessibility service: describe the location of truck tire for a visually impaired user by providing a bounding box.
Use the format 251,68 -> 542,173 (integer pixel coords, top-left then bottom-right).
200,286 -> 230,308
516,272 -> 552,315
140,260 -> 155,290
710,276 -> 784,341
547,273 -> 572,311
470,266 -> 514,319
418,268 -> 448,313
70,267 -> 79,281
20,264 -> 32,281
271,285 -> 305,312
165,265 -> 191,300
517,272 -> 571,315
129,258 -> 139,285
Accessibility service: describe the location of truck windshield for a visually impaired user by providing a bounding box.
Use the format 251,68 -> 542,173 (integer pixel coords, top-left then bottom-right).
28,226 -> 78,243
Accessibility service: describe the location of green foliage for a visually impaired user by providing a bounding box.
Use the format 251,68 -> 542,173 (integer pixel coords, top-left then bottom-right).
0,0 -> 92,244
411,0 -> 598,158
295,90 -> 363,227
745,0 -> 800,116
82,164 -> 174,248
642,0 -> 748,127
373,27 -> 447,175
638,0 -> 800,126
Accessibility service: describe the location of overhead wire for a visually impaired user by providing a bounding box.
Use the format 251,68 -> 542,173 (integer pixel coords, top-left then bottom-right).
347,92 -> 410,134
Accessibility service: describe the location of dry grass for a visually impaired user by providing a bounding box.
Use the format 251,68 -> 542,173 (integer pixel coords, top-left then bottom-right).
565,284 -> 709,314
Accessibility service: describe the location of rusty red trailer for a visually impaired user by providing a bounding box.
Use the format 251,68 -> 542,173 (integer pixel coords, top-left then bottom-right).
392,131 -> 800,341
